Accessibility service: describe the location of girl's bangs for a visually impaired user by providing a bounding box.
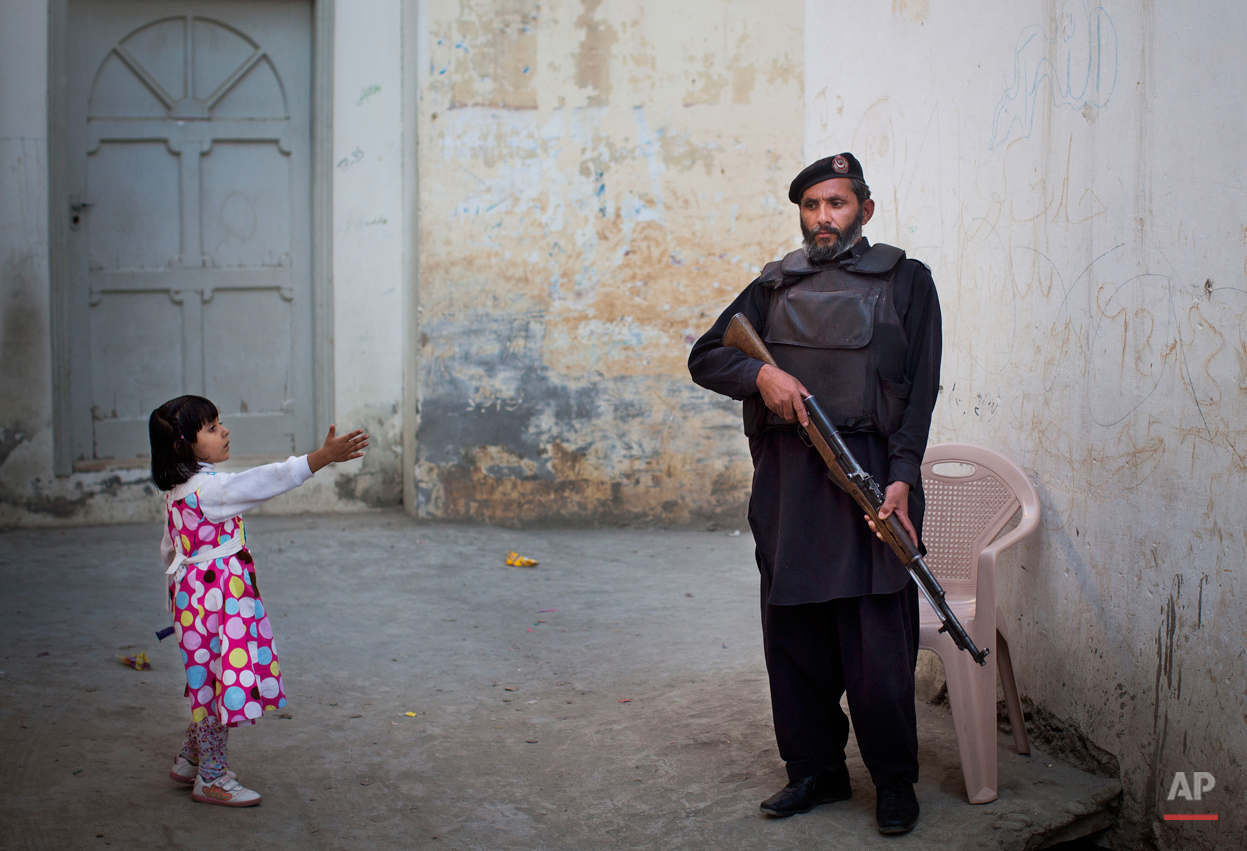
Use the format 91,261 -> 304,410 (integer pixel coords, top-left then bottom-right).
174,396 -> 219,435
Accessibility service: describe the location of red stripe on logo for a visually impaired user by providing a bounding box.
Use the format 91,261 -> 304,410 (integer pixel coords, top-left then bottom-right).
1163,814 -> 1218,821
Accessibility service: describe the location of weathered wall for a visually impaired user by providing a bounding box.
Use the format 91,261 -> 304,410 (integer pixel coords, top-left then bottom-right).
414,0 -> 804,525
0,0 -> 408,526
318,0 -> 407,511
806,2 -> 1245,848
0,0 -> 61,523
3,0 -> 800,529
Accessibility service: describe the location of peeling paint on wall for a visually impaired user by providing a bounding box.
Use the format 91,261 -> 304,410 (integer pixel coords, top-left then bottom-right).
417,0 -> 804,526
572,0 -> 615,107
439,0 -> 539,109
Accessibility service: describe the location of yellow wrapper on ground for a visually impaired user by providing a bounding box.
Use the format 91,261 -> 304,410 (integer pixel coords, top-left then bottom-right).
505,550 -> 539,567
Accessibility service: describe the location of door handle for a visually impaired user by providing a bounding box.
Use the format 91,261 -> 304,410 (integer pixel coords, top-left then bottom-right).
69,194 -> 93,231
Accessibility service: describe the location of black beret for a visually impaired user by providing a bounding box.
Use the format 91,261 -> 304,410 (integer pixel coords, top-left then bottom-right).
788,152 -> 864,204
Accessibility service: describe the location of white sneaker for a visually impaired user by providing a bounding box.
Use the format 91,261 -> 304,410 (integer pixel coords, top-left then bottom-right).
192,773 -> 262,807
169,756 -> 235,785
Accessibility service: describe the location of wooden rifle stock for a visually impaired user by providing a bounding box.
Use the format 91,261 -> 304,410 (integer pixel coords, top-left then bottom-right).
722,313 -> 855,495
722,312 -> 989,666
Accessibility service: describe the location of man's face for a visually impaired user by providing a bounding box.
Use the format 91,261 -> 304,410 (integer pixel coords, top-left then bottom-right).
799,178 -> 875,262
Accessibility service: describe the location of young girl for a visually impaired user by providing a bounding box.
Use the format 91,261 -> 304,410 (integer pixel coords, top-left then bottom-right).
149,395 -> 367,807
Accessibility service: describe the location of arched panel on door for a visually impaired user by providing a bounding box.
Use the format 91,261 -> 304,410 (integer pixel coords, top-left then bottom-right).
89,16 -> 289,120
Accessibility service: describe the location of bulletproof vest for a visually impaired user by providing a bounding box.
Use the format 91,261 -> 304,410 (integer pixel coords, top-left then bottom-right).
761,243 -> 911,434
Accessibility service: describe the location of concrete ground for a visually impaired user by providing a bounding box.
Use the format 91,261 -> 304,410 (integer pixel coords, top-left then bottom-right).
1,513 -> 1119,851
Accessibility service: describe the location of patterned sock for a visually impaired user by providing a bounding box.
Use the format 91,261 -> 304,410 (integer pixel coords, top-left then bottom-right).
179,721 -> 199,764
194,717 -> 230,782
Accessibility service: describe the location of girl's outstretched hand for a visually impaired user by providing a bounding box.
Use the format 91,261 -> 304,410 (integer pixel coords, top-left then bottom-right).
308,425 -> 369,473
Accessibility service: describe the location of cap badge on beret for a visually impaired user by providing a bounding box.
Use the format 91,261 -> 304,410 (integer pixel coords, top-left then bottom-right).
832,155 -> 849,174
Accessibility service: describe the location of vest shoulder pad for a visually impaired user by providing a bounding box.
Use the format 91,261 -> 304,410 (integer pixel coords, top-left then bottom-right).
755,259 -> 787,289
853,242 -> 906,275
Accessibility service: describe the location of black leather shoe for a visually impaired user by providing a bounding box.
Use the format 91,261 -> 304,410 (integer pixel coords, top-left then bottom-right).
759,763 -> 852,817
875,779 -> 919,834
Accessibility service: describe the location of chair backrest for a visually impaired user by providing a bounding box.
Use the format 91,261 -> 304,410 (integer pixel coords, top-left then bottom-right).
920,443 -> 1040,593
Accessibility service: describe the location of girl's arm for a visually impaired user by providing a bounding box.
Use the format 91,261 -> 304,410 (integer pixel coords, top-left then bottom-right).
197,425 -> 368,523
198,456 -> 315,523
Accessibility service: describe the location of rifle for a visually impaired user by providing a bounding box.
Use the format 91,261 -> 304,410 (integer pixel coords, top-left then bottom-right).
722,313 -> 989,666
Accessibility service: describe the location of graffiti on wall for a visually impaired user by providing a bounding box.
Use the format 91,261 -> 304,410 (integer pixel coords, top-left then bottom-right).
990,3 -> 1118,149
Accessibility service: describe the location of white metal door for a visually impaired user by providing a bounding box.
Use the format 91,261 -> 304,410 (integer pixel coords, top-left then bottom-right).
66,0 -> 313,462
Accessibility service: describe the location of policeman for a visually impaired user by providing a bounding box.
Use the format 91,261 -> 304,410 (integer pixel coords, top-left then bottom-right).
687,152 -> 942,834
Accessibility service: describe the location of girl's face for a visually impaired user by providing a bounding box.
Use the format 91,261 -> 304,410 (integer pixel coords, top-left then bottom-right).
192,417 -> 230,464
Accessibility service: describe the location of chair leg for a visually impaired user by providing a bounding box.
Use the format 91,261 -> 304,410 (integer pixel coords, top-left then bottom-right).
942,643 -> 999,804
996,628 -> 1030,754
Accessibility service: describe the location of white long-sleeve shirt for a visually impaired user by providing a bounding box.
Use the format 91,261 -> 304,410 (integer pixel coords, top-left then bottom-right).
160,456 -> 314,570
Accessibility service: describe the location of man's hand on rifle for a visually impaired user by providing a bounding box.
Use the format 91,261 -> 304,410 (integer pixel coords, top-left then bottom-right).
866,481 -> 919,548
756,364 -> 810,427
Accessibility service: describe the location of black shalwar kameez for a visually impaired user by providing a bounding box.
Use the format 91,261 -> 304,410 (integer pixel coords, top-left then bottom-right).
688,237 -> 942,786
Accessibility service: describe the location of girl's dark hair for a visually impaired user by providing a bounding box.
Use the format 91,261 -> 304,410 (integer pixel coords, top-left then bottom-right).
149,395 -> 218,491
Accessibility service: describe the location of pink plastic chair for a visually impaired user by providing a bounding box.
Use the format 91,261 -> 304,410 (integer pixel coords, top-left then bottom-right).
918,443 -> 1040,804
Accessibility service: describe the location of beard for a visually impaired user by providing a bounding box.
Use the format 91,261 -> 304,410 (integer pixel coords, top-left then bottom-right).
801,206 -> 866,265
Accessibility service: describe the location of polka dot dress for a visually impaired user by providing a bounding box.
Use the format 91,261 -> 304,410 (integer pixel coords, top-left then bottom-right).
168,487 -> 287,727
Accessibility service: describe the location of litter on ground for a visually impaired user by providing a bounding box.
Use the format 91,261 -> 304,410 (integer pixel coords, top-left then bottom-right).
505,551 -> 539,567
119,652 -> 151,670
